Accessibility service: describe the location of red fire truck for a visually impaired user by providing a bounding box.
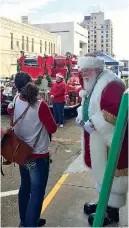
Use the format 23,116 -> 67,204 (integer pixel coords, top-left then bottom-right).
17,53 -> 82,111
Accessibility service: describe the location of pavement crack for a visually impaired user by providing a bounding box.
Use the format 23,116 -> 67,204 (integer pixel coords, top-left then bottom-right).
62,183 -> 95,189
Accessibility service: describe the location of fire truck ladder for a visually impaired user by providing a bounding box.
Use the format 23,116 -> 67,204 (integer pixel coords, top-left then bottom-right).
92,89 -> 128,227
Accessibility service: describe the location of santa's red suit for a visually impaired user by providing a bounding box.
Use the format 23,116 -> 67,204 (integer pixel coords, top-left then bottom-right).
76,55 -> 128,226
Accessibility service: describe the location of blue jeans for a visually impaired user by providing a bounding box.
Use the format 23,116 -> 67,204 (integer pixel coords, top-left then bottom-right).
18,157 -> 50,227
53,102 -> 65,125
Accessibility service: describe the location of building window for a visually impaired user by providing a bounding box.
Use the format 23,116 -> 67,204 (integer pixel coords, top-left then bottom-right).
51,43 -> 53,54
106,44 -> 108,47
49,42 -> 50,54
94,40 -> 96,43
22,36 -> 24,50
106,49 -> 108,52
94,31 -> 96,34
106,34 -> 108,38
101,25 -> 104,28
88,49 -> 90,52
40,40 -> 42,53
101,36 -> 104,38
106,39 -> 108,42
88,31 -> 90,34
106,31 -> 108,33
88,35 -> 90,39
53,43 -> 55,53
26,37 -> 29,52
80,43 -> 82,48
101,40 -> 103,43
32,38 -> 34,52
101,30 -> 104,33
94,35 -> 96,38
16,41 -> 19,48
10,33 -> 13,50
94,26 -> 96,29
101,44 -> 103,47
45,41 -> 47,53
101,49 -> 104,52
94,45 -> 96,48
58,45 -> 60,54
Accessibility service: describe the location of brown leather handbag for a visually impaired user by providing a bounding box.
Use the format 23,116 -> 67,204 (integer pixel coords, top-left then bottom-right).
1,104 -> 42,165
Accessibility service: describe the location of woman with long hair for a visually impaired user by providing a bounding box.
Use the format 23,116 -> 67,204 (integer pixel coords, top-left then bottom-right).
7,72 -> 57,227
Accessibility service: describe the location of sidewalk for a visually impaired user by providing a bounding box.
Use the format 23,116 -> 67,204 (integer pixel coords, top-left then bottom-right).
42,154 -> 128,227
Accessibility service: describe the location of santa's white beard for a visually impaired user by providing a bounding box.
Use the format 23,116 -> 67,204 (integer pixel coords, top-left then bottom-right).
83,76 -> 97,94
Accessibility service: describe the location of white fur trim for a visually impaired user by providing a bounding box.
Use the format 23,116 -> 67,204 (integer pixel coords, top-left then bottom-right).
77,106 -> 83,122
78,56 -> 105,70
108,192 -> 127,208
96,182 -> 127,208
91,111 -> 114,146
88,70 -> 124,146
76,96 -> 85,121
90,131 -> 108,183
79,89 -> 87,98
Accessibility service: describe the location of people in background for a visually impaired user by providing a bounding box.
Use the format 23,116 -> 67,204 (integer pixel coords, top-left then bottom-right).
7,72 -> 57,227
50,73 -> 66,128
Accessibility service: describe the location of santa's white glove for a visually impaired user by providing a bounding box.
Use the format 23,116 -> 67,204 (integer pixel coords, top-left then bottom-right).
84,120 -> 94,134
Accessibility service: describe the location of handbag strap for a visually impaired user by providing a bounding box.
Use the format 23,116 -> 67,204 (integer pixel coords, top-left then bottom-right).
33,126 -> 43,149
12,95 -> 30,127
12,95 -> 43,149
12,104 -> 30,127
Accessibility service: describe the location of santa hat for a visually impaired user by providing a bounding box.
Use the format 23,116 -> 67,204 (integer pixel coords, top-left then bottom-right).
56,73 -> 64,79
78,55 -> 105,71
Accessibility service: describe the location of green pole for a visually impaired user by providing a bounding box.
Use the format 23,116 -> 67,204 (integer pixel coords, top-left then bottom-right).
92,90 -> 128,227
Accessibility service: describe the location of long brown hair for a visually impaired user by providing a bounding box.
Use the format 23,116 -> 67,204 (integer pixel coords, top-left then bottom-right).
15,72 -> 39,105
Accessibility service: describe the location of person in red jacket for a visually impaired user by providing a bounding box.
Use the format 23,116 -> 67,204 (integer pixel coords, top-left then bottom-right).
50,73 -> 66,128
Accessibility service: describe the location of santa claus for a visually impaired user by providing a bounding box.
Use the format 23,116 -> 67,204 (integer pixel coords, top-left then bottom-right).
76,55 -> 128,226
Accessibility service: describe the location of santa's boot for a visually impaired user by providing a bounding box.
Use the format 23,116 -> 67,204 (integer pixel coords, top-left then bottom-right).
88,206 -> 119,226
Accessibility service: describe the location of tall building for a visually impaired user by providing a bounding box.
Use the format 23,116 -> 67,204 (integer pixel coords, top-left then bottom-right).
33,22 -> 88,56
82,11 -> 113,56
0,16 -> 61,77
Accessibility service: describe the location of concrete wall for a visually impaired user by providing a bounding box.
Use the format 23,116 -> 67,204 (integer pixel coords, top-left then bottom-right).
33,22 -> 88,56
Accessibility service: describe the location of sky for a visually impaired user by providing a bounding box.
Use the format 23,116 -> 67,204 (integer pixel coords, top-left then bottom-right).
0,0 -> 129,60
